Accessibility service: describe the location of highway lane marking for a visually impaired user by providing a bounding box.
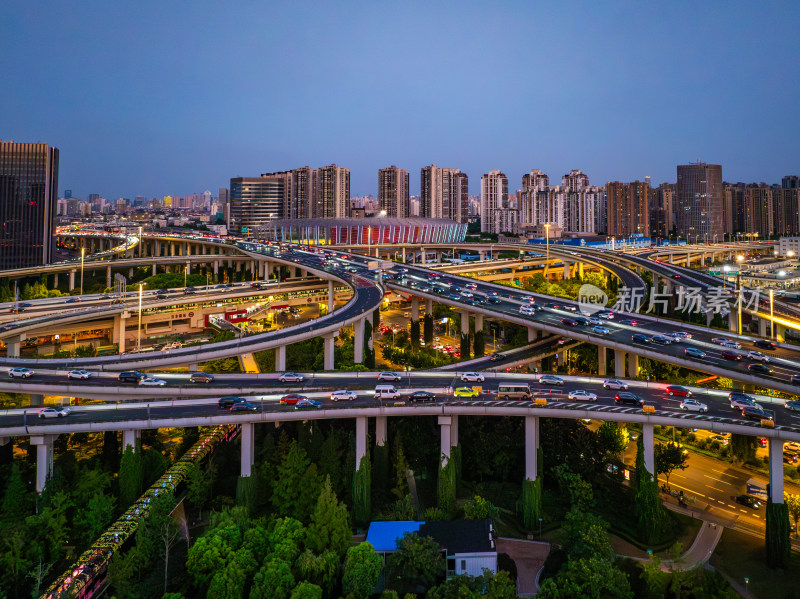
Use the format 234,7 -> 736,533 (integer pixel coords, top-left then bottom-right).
705,484 -> 725,493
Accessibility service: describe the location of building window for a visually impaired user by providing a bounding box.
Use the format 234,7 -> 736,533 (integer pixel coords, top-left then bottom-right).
461,560 -> 466,572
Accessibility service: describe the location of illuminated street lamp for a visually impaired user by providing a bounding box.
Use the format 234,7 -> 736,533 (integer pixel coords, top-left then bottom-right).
544,223 -> 551,294
80,247 -> 85,296
735,255 -> 744,335
138,225 -> 143,259
137,282 -> 145,350
769,289 -> 774,340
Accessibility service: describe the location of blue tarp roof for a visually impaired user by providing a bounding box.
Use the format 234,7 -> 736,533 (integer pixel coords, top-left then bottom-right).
365,521 -> 423,552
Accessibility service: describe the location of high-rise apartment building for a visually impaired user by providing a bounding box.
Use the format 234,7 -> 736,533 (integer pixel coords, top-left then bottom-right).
650,183 -> 675,238
782,175 -> 799,189
518,169 -> 601,234
606,181 -> 650,237
260,167 -> 314,220
774,187 -> 800,237
480,170 -> 509,234
0,140 -> 59,269
420,165 -> 469,222
313,164 -> 350,219
743,184 -> 774,239
229,175 -> 287,234
676,162 -> 723,241
378,166 -> 409,218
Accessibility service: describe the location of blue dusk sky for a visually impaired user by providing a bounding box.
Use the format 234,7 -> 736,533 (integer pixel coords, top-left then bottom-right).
2,1 -> 798,200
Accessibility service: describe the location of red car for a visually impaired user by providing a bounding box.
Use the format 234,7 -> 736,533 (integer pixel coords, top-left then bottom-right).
721,350 -> 742,361
280,393 -> 307,405
665,385 -> 692,397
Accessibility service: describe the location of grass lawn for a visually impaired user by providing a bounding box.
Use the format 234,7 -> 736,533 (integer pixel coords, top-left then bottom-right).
710,528 -> 800,598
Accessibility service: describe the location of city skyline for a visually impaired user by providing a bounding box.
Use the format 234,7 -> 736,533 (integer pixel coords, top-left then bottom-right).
3,2 -> 799,199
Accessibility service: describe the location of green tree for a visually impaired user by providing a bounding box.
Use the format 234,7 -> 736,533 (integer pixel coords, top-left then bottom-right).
251,558 -> 295,599
423,313 -> 434,345
654,442 -> 688,490
290,581 -> 323,599
537,556 -> 634,599
410,320 -> 421,351
562,508 -> 613,562
473,330 -> 485,357
633,434 -> 664,544
730,434 -> 757,463
353,452 -> 372,527
463,495 -> 497,520
486,570 -> 518,599
306,476 -> 351,558
385,532 -> 445,596
1,463 -> 33,527
460,333 -> 471,359
293,549 -> 338,594
74,491 -> 116,544
437,455 -> 456,517
271,441 -> 322,522
119,444 -> 143,508
786,493 -> 800,536
343,542 -> 383,599
426,574 -> 480,599
596,422 -> 629,458
765,494 -> 790,568
186,460 -> 215,520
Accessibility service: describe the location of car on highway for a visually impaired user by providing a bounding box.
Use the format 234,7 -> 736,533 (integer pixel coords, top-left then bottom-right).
684,347 -> 706,359
539,375 -> 564,386
593,325 -> 611,335
38,407 -> 71,419
614,392 -> 644,407
729,392 -> 758,410
8,306 -> 25,313
748,363 -> 773,375
784,399 -> 800,412
632,333 -> 651,344
8,367 -> 34,378
741,405 -> 772,422
665,385 -> 692,397
66,369 -> 92,380
651,335 -> 672,345
65,297 -> 82,303
747,351 -> 769,362
711,337 -> 732,345
595,310 -> 615,319
519,305 -> 536,315
680,398 -> 708,413
733,495 -> 762,509
720,340 -> 742,349
189,372 -> 215,383
453,387 -> 479,398
669,331 -> 692,341
620,319 -> 639,326
754,340 -> 777,350
231,401 -> 260,413
561,318 -> 579,326
461,372 -> 485,382
568,390 -> 597,402
118,371 -> 147,384
556,337 -> 570,345
562,304 -> 578,312
710,435 -> 729,445
603,379 -> 628,390
720,350 -> 742,361
407,390 -> 436,403
280,393 -> 307,405
218,396 -> 245,409
377,371 -> 401,381
330,390 -> 357,402
295,399 -> 323,410
278,372 -> 305,383
139,377 -> 167,386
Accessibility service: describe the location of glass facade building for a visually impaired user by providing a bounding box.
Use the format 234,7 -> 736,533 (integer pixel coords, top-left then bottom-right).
0,141 -> 59,269
229,176 -> 286,235
676,162 -> 723,242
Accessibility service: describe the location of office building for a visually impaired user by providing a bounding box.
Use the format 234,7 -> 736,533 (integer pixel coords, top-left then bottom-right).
0,140 -> 59,269
378,166 -> 409,218
676,162 -> 723,242
480,170 -> 509,234
606,180 -> 650,238
229,175 -> 287,234
420,165 -> 469,222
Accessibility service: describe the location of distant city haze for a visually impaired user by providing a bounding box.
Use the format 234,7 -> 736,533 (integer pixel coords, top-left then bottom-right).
2,2 -> 798,199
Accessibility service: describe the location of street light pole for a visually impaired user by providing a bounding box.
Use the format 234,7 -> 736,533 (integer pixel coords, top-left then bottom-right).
138,226 -> 142,259
137,282 -> 144,350
769,289 -> 774,340
80,247 -> 85,296
544,224 -> 551,294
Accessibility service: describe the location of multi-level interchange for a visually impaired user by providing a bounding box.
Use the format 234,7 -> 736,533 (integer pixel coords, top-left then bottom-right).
1,233 -> 798,514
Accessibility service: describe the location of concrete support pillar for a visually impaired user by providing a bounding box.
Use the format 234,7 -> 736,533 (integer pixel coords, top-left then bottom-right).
122,429 -> 141,452
728,311 -> 737,333
614,349 -> 626,378
6,337 -> 21,358
240,422 -> 255,478
69,269 -> 76,290
354,317 -> 365,364
106,265 -> 112,288
276,345 -> 286,371
474,313 -> 484,332
355,416 -> 367,469
706,310 -> 713,327
323,333 -> 335,370
328,280 -> 335,312
186,262 -> 191,275
213,261 -> 219,277
597,345 -> 607,376
425,298 -> 433,316
759,318 -> 768,338
557,351 -> 565,367
450,414 -> 458,447
577,262 -> 584,278
460,311 -> 470,336
375,416 -> 387,447
628,353 -> 639,378
31,435 -> 56,493
154,240 -> 161,257
53,273 -> 58,288
776,324 -> 786,343
402,247 -> 406,263
528,328 -> 539,342
421,248 -> 427,265
439,416 -> 452,462
642,423 -> 655,478
411,296 -> 419,321
525,415 -> 539,481
152,263 -> 157,276
128,267 -> 134,279
768,437 -> 785,503
563,261 -> 571,279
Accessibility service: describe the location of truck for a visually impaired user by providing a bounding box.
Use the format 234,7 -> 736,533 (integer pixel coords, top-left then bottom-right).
746,477 -> 768,501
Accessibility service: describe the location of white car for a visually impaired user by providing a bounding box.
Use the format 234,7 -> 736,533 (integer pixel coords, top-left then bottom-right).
588,317 -> 603,325
603,379 -> 629,390
8,367 -> 34,378
461,372 -> 485,383
593,326 -> 611,335
38,407 -> 71,419
721,340 -> 742,349
671,331 -> 692,340
377,371 -> 401,381
519,305 -> 535,315
67,369 -> 92,380
747,351 -> 769,362
568,390 -> 597,402
139,377 -> 167,386
680,398 -> 708,413
279,372 -> 305,383
330,390 -> 357,402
